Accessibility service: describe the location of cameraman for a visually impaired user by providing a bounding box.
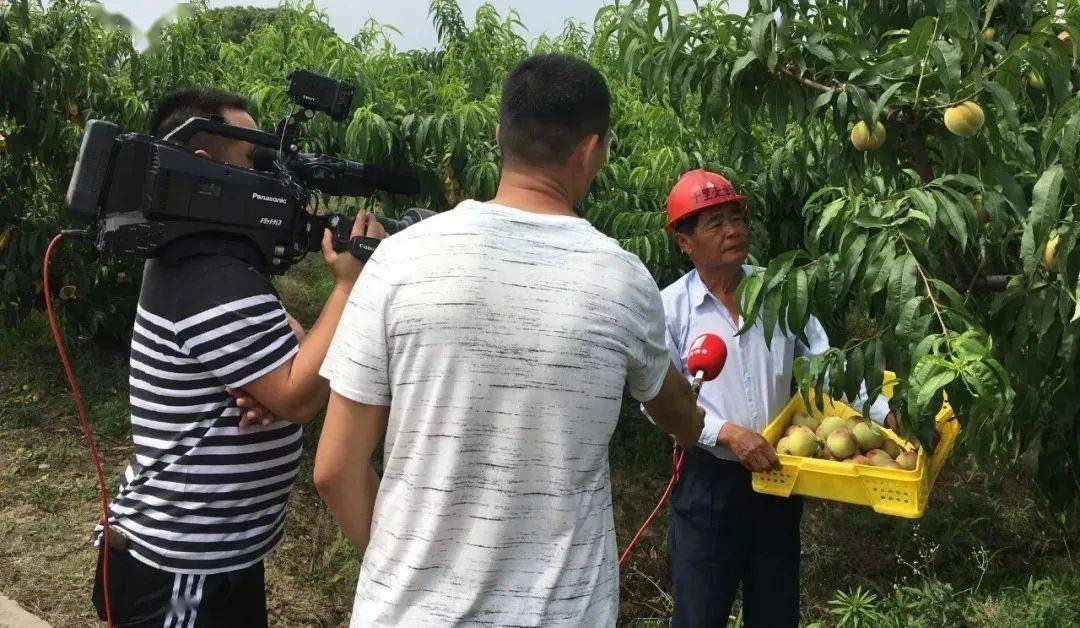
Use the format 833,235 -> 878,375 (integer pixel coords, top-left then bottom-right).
90,87 -> 384,627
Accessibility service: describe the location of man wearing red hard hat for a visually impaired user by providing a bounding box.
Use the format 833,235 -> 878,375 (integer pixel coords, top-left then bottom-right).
657,169 -> 900,627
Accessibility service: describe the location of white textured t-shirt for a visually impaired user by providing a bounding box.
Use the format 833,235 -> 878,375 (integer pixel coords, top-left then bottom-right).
320,200 -> 670,627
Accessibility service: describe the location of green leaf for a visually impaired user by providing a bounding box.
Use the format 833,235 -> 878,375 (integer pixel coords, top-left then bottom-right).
809,353 -> 828,414
928,278 -> 964,308
736,270 -> 766,334
793,355 -> 813,411
812,88 -> 835,113
896,296 -> 926,342
933,189 -> 969,249
945,0 -> 976,41
982,80 -> 1020,131
786,267 -> 809,338
937,173 -> 984,190
844,343 -> 864,402
1022,165 -> 1065,275
917,367 -> 957,411
750,13 -> 774,63
765,250 -> 798,291
872,56 -> 919,80
930,40 -> 962,97
908,188 -> 938,225
887,254 -> 907,313
867,339 -> 885,402
762,284 -> 783,347
731,51 -> 758,82
962,360 -> 997,400
827,349 -> 845,401
868,247 -> 897,297
815,197 -> 847,242
914,334 -> 943,362
906,356 -> 951,418
872,82 -> 905,122
904,210 -> 932,228
1060,112 -> 1080,197
849,85 -> 874,126
900,255 -> 918,308
805,42 -> 835,63
835,90 -> 849,128
906,16 -> 936,58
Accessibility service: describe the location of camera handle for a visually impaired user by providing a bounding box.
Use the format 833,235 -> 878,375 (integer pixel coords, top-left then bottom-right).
335,235 -> 381,263
323,213 -> 381,263
274,108 -> 315,159
163,117 -> 278,148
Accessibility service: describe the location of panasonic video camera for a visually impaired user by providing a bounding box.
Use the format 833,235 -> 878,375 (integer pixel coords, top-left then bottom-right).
65,69 -> 433,273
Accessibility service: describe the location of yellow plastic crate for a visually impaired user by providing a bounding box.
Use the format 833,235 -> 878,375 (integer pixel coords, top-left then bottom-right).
751,372 -> 960,518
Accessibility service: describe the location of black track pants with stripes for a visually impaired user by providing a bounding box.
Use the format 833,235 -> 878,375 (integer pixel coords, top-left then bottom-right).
92,545 -> 268,627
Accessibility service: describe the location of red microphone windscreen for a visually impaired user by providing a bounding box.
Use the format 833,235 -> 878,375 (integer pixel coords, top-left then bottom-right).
686,333 -> 728,381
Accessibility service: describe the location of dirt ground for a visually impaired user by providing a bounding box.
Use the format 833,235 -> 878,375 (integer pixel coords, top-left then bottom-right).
0,419 -> 364,627
3,305 -> 1077,627
0,426 -> 686,627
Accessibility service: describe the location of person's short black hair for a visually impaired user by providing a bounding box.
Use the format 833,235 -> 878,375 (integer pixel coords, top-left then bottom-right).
498,53 -> 611,167
674,213 -> 701,236
149,87 -> 249,142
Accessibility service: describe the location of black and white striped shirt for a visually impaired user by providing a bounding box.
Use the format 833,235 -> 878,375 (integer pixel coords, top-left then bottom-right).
99,252 -> 301,574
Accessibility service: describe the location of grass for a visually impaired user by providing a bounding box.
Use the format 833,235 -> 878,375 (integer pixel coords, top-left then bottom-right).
2,262 -> 1079,626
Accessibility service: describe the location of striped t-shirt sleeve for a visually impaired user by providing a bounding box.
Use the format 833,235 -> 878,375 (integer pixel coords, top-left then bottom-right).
175,270 -> 299,389
625,260 -> 671,402
320,251 -> 392,406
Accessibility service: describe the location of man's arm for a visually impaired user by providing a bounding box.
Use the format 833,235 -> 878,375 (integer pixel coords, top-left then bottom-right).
643,298 -> 776,471
313,393 -> 389,550
234,213 -> 385,424
286,313 -> 307,342
642,363 -> 706,448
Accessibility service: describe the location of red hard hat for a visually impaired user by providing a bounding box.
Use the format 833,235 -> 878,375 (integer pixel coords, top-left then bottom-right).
665,169 -> 747,232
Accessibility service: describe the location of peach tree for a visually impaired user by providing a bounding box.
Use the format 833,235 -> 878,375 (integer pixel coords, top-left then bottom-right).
605,0 -> 1080,510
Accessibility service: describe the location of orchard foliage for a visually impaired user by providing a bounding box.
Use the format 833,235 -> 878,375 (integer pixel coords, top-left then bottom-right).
1,0 -> 1078,510
607,0 -> 1080,509
0,0 -> 736,338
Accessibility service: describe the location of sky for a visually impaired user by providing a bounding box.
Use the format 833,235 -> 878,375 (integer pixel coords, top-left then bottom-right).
98,0 -> 749,50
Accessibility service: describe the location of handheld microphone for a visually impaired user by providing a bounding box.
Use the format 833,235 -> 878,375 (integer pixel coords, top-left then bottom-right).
686,333 -> 727,396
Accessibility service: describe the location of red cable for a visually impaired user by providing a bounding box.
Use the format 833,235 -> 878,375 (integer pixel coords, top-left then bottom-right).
43,233 -> 114,628
618,447 -> 685,566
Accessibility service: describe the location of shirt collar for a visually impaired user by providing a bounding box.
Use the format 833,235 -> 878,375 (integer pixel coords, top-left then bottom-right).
687,270 -> 712,309
688,265 -> 754,310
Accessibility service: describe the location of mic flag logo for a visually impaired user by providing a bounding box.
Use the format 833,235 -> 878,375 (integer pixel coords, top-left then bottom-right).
686,333 -> 728,382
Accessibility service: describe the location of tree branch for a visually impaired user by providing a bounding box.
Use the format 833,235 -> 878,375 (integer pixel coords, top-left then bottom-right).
901,111 -> 935,185
777,64 -> 834,93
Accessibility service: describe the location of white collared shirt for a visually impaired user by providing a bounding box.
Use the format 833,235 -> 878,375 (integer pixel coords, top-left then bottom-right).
660,267 -> 891,461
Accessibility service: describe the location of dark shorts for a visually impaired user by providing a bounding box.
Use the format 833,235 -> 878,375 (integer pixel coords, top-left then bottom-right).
92,543 -> 268,628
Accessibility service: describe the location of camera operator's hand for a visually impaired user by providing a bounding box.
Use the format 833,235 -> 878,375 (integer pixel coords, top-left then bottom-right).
322,211 -> 386,286
228,388 -> 279,428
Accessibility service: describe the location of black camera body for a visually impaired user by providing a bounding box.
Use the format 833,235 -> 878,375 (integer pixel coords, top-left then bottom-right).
66,69 -> 430,273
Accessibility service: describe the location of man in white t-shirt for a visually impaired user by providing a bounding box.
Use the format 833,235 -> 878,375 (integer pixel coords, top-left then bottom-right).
314,53 -> 705,626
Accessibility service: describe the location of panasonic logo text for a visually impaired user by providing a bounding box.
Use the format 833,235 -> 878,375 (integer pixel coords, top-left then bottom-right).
252,192 -> 287,205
